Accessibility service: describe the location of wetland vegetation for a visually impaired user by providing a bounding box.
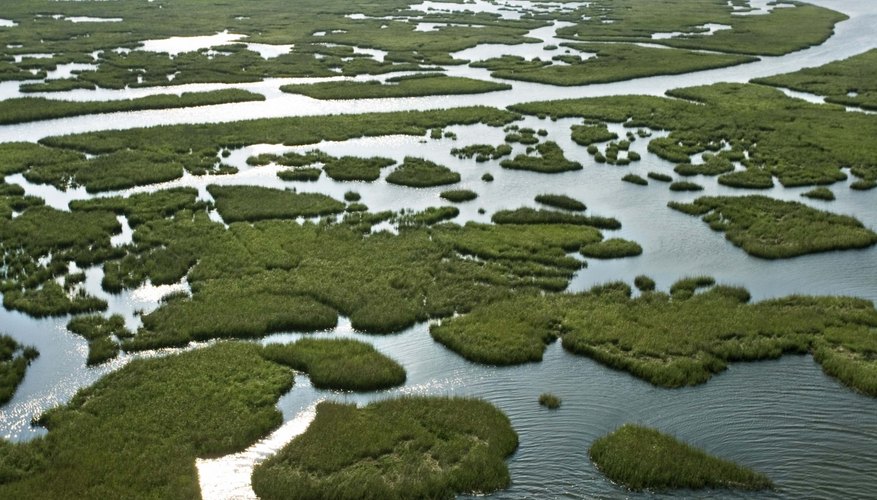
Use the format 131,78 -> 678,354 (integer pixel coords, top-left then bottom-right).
252,397 -> 518,500
590,424 -> 772,491
668,196 -> 877,259
0,335 -> 38,405
280,74 -> 510,100
431,278 -> 877,395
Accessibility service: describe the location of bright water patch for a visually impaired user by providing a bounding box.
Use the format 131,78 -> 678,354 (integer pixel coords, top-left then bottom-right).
139,30 -> 246,56
0,18 -> 17,27
652,23 -> 732,40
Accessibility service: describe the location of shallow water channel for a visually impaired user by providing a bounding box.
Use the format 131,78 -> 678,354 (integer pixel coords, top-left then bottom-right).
1,0 -> 876,498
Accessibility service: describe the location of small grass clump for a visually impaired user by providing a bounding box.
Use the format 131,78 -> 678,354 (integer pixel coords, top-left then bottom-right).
718,169 -> 774,189
580,238 -> 643,259
590,424 -> 772,491
622,174 -> 648,186
0,334 -> 39,405
252,397 -> 518,500
851,179 -> 877,191
634,275 -> 656,292
802,187 -> 835,201
386,157 -> 460,187
67,314 -> 131,366
648,171 -> 673,182
207,185 -> 345,222
440,189 -> 478,203
261,338 -> 405,391
343,191 -> 361,202
669,181 -> 703,191
451,144 -> 511,162
668,195 -> 877,258
534,194 -> 586,211
538,392 -> 561,409
500,142 -> 582,173
482,173 -> 494,182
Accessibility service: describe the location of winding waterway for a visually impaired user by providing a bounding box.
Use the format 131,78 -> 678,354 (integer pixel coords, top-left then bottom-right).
1,0 -> 876,498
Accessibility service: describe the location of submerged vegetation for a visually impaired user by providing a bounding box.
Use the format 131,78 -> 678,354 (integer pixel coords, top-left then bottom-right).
590,425 -> 772,491
0,335 -> 38,405
431,279 -> 877,395
252,397 -> 518,500
668,196 -> 877,258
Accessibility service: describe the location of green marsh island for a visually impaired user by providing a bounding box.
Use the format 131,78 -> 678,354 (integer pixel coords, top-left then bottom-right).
0,0 -> 875,498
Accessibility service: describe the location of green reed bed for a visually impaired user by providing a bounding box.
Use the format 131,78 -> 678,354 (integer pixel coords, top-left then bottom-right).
280,74 -> 510,99
622,174 -> 647,186
590,424 -> 772,491
66,314 -> 131,366
580,238 -> 642,259
440,189 -> 478,203
252,397 -> 518,500
0,89 -> 264,125
0,335 -> 38,405
431,278 -> 877,394
668,195 -> 877,258
538,392 -> 561,409
500,142 -> 581,173
207,185 -> 345,223
492,207 -> 620,230
261,338 -> 405,391
386,157 -> 460,187
534,194 -> 586,211
0,342 -> 294,498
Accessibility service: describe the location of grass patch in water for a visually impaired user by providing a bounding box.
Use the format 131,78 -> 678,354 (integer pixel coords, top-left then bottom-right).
385,157 -> 460,187
323,156 -> 396,182
277,167 -> 322,182
580,238 -> 642,259
500,141 -> 582,173
0,89 -> 264,125
440,189 -> 478,203
261,338 -> 405,391
538,392 -> 561,409
669,181 -> 703,191
207,185 -> 345,223
534,194 -> 586,211
571,123 -> 617,146
67,314 -> 130,366
622,174 -> 647,186
0,342 -> 294,497
668,195 -> 877,258
634,275 -> 655,292
590,424 -> 772,491
252,397 -> 518,500
280,74 -> 510,99
492,207 -> 620,229
801,187 -> 835,201
0,335 -> 38,405
647,171 -> 672,182
431,278 -> 877,394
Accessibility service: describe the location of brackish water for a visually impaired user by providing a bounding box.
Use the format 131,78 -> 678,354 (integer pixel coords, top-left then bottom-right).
1,0 -> 876,498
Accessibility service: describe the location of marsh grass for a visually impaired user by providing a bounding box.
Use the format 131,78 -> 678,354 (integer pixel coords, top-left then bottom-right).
431,278 -> 877,393
534,194 -> 586,211
580,238 -> 643,259
261,338 -> 405,391
634,275 -> 656,292
207,185 -> 345,222
440,189 -> 478,203
801,187 -> 835,201
323,156 -> 395,182
622,174 -> 647,186
590,425 -> 772,491
669,181 -> 703,191
252,397 -> 518,500
538,392 -> 561,409
492,207 -> 620,230
67,314 -> 130,365
277,167 -> 322,182
0,343 -> 294,498
648,171 -> 672,182
386,157 -> 460,187
280,75 -> 510,99
0,335 -> 38,405
500,142 -> 581,173
668,195 -> 877,258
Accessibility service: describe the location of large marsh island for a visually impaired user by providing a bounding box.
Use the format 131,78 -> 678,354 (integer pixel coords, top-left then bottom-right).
0,0 -> 875,498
